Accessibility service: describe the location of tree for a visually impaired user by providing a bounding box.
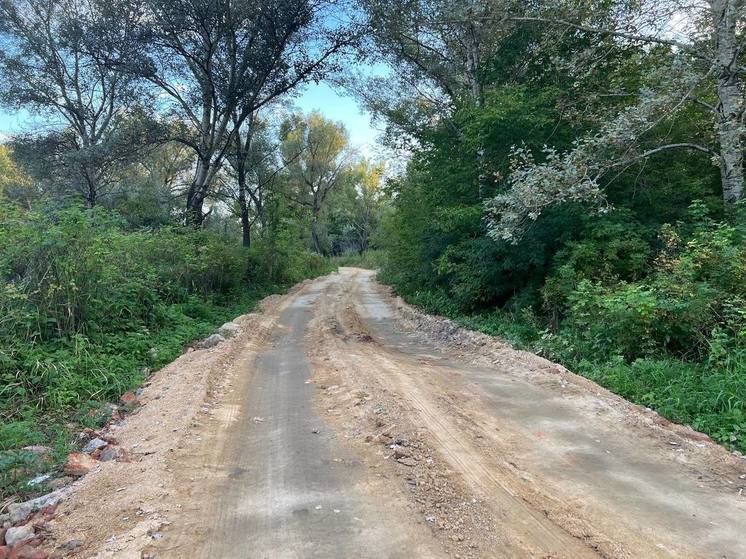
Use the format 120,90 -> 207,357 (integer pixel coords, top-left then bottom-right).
107,140 -> 195,227
501,0 -> 744,204
225,111 -> 288,247
470,0 -> 746,239
137,0 -> 355,226
281,111 -> 355,254
347,159 -> 385,253
0,0 -> 149,207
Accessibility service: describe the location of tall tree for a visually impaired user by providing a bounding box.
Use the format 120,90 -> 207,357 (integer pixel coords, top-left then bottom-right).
281,111 -> 354,254
347,159 -> 385,253
467,0 -> 746,238
138,0 -> 355,226
0,0 -> 148,207
225,111 -> 289,247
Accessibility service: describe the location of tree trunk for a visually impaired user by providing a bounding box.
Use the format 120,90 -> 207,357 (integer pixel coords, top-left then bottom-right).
360,232 -> 369,253
186,157 -> 210,227
238,115 -> 255,247
464,21 -> 482,104
185,186 -> 205,227
239,173 -> 251,247
311,213 -> 322,254
83,169 -> 97,208
465,18 -> 487,199
712,0 -> 744,205
86,183 -> 97,208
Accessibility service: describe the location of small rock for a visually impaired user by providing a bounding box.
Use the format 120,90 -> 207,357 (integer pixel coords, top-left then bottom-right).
82,438 -> 107,454
45,478 -> 72,491
218,322 -> 240,338
8,489 -> 69,525
13,545 -> 48,559
120,391 -> 138,409
396,457 -> 418,467
98,446 -> 122,462
391,445 -> 411,459
63,539 -> 84,551
4,525 -> 34,548
25,474 -> 51,487
103,403 -> 119,417
311,428 -> 320,434
63,453 -> 97,477
374,433 -> 392,444
197,333 -> 226,349
75,428 -> 95,445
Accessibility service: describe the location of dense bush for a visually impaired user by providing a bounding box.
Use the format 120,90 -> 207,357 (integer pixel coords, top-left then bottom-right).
0,208 -> 244,341
332,249 -> 388,270
564,206 -> 746,363
370,13 -> 746,451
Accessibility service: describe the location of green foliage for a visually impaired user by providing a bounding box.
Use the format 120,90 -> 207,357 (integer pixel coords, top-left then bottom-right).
564,206 -> 746,363
385,203 -> 746,453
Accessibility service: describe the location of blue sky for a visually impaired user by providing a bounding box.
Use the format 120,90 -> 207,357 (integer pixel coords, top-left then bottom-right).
0,82 -> 382,156
295,82 -> 382,158
0,108 -> 34,136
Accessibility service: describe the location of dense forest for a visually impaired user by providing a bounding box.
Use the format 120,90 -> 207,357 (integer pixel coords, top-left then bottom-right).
1,0 -> 745,499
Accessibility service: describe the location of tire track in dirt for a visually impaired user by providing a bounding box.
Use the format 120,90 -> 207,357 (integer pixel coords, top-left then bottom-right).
153,277 -> 445,559
308,272 -> 608,558
44,269 -> 746,558
307,268 -> 746,559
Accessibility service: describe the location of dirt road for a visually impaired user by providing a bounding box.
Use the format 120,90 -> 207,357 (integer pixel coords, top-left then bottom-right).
48,268 -> 746,558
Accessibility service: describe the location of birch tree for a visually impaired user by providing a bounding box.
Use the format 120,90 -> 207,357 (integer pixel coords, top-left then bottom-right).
479,0 -> 746,240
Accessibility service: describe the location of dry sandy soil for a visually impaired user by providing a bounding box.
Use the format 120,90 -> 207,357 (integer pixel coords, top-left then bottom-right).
40,268 -> 746,558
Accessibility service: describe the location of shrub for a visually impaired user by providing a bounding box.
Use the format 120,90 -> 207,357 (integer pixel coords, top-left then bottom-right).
564,206 -> 746,362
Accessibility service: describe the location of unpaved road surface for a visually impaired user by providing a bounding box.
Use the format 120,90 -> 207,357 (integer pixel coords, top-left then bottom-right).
46,268 -> 746,558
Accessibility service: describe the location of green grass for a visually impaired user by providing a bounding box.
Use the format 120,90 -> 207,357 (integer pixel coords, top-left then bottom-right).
0,287 -> 288,500
0,206 -> 339,500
